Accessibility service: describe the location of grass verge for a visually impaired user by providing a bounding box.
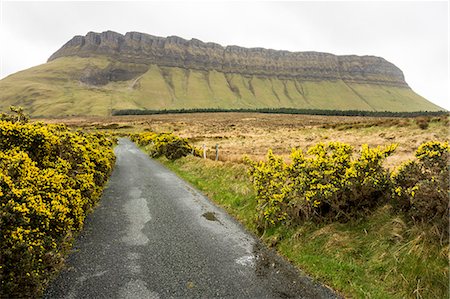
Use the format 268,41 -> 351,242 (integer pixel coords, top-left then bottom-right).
159,155 -> 448,299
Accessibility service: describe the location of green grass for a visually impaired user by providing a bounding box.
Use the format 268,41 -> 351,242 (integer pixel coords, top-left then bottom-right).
157,155 -> 449,299
0,57 -> 443,116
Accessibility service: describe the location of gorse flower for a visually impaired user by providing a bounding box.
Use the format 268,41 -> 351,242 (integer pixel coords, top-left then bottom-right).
392,141 -> 449,240
0,118 -> 116,297
245,142 -> 397,229
130,132 -> 194,160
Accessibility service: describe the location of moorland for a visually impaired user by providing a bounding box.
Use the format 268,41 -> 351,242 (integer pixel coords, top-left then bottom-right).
42,112 -> 448,168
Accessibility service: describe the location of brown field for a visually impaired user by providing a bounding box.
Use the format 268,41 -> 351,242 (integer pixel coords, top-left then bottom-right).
38,112 -> 449,169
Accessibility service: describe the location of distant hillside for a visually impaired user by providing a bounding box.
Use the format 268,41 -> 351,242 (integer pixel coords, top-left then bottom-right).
0,31 -> 444,116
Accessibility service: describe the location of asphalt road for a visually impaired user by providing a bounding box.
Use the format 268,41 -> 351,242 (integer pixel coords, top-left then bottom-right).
44,138 -> 340,299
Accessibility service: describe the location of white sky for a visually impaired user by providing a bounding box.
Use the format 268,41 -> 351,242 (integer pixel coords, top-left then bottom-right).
0,1 -> 449,110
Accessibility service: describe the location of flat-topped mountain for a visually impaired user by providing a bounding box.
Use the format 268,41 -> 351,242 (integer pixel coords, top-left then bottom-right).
49,31 -> 406,87
0,31 -> 443,116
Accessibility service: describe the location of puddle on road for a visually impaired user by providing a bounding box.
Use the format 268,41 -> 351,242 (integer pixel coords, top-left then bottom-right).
202,211 -> 218,221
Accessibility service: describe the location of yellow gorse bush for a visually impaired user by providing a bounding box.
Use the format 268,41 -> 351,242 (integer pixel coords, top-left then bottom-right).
246,140 -> 449,237
131,132 -> 195,160
0,117 -> 116,297
245,142 -> 397,230
393,141 -> 449,241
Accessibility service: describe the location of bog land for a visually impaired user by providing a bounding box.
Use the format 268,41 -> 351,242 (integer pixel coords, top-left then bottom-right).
40,112 -> 448,169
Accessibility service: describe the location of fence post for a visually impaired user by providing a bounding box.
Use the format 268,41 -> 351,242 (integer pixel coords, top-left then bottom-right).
215,144 -> 219,161
202,144 -> 206,159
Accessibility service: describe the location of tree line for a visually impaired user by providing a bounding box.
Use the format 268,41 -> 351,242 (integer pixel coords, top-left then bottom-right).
112,107 -> 448,118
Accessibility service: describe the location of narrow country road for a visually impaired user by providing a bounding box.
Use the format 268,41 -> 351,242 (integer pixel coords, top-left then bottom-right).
44,138 -> 340,299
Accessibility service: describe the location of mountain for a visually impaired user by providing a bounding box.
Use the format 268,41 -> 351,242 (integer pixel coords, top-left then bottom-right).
0,31 -> 443,116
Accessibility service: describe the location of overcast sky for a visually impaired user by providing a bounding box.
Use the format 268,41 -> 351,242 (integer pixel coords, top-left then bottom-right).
0,1 -> 448,110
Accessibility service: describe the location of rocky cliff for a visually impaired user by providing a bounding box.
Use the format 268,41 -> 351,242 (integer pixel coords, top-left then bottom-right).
49,31 -> 407,87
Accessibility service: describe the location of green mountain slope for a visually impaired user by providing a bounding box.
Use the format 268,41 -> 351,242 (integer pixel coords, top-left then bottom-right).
0,30 -> 444,116
0,57 -> 442,116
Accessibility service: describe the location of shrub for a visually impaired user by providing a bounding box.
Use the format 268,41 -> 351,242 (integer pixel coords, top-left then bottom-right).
246,142 -> 397,229
339,144 -> 397,218
0,113 -> 116,297
245,150 -> 288,230
393,141 -> 449,242
0,106 -> 29,124
415,117 -> 430,130
131,132 -> 193,160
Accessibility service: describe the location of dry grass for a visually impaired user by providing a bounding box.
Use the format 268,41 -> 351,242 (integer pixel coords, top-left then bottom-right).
37,112 -> 449,169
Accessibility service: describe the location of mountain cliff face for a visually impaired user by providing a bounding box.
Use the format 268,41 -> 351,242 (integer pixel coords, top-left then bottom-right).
0,31 -> 443,116
49,31 -> 406,87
